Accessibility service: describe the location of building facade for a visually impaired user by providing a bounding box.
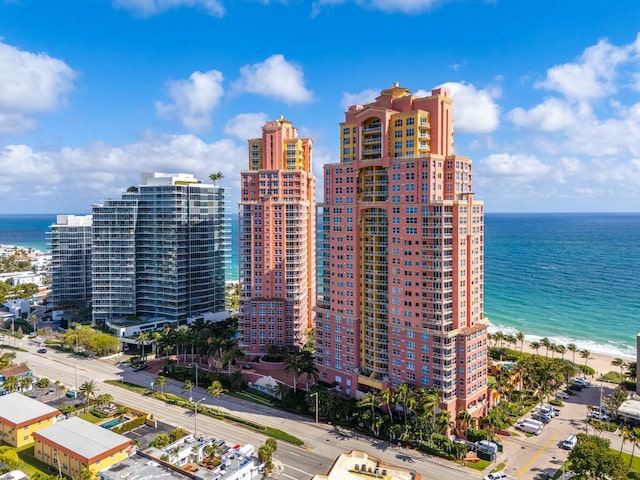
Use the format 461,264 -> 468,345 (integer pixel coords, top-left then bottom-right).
33,417 -> 131,479
47,215 -> 93,311
0,393 -> 59,447
238,117 -> 316,357
316,84 -> 489,418
91,172 -> 230,325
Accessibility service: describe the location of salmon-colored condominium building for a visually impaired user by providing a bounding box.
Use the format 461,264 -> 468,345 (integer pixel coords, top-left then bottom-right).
316,84 -> 489,419
239,117 -> 316,357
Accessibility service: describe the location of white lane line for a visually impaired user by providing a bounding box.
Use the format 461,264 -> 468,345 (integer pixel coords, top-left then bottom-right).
283,463 -> 314,476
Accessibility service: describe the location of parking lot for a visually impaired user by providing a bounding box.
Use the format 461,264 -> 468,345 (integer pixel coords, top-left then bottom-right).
499,378 -> 620,479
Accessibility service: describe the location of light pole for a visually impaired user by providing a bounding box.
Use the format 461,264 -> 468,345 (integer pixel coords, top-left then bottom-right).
311,392 -> 319,424
190,397 -> 206,437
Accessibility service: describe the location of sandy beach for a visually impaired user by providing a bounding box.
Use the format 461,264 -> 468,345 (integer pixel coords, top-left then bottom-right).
517,339 -> 633,380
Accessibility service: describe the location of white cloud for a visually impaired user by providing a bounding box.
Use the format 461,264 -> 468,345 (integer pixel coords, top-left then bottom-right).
339,88 -> 379,110
439,81 -> 500,133
155,70 -> 224,131
312,0 -> 441,14
479,153 -> 550,180
0,113 -> 37,135
224,113 -> 269,140
535,38 -> 631,101
112,0 -> 224,17
0,133 -> 247,213
0,41 -> 75,133
234,55 -> 313,104
508,98 -> 577,132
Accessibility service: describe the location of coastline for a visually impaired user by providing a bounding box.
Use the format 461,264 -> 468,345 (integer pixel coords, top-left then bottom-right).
516,338 -> 635,380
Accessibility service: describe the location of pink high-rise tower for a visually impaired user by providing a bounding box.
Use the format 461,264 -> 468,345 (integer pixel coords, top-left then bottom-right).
315,84 -> 489,419
239,117 -> 316,357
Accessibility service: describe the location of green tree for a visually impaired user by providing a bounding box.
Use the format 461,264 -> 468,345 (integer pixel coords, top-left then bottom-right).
284,354 -> 302,393
580,349 -> 590,367
182,379 -> 194,398
155,375 -> 166,394
516,331 -> 525,351
567,343 -> 578,363
19,375 -> 33,392
209,171 -> 224,185
137,332 -> 150,361
207,380 -> 227,412
79,380 -> 97,410
568,433 -> 626,480
4,375 -> 19,392
611,358 -> 626,378
36,377 -> 50,388
529,341 -> 541,355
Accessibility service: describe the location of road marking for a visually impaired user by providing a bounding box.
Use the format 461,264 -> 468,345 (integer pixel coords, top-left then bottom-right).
283,463 -> 313,476
516,433 -> 557,478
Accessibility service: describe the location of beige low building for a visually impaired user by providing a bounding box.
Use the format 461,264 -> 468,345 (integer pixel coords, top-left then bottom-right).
0,393 -> 59,447
33,417 -> 132,479
312,450 -> 421,480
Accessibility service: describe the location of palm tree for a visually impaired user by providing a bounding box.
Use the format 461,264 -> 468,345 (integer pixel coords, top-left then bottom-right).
209,171 -> 224,184
580,349 -> 590,367
182,379 -> 194,398
457,409 -> 472,439
155,375 -> 166,394
298,351 -> 319,390
394,383 -> 413,423
137,332 -> 150,361
611,358 -> 626,379
380,387 -> 395,425
3,375 -> 19,393
79,380 -> 97,410
629,427 -> 640,468
516,331 -> 525,352
567,343 -> 578,364
19,375 -> 32,392
284,354 -> 302,393
555,344 -> 567,360
530,341 -> 541,355
207,380 -> 227,413
540,337 -> 551,357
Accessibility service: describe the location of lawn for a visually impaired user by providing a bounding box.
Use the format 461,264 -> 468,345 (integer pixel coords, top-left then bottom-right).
0,444 -> 54,477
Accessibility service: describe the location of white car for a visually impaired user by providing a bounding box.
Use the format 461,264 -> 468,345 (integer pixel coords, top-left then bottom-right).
484,472 -> 507,480
556,391 -> 570,400
574,377 -> 591,387
590,411 -> 610,421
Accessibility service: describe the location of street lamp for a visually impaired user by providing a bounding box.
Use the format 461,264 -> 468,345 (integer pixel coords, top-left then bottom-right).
190,397 -> 206,437
311,392 -> 319,424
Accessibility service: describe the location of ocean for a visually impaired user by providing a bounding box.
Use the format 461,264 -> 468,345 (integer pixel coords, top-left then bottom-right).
2,213 -> 638,359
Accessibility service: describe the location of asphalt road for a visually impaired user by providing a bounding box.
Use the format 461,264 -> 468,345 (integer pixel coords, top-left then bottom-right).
8,341 -> 477,480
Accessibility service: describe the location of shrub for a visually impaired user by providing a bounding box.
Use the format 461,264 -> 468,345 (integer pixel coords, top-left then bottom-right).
112,415 -> 147,434
466,429 -> 489,442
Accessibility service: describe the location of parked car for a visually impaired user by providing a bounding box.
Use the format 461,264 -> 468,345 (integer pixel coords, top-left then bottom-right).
37,348 -> 47,354
532,411 -> 552,423
573,377 -> 591,387
591,410 -> 610,421
556,391 -> 570,400
484,472 -> 507,480
569,382 -> 583,392
562,434 -> 578,450
133,363 -> 148,371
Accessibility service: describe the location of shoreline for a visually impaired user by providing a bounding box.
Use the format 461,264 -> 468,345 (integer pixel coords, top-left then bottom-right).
514,338 -> 635,380
489,324 -> 637,363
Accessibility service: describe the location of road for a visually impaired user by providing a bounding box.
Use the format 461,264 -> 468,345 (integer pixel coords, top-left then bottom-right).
8,341 -> 476,480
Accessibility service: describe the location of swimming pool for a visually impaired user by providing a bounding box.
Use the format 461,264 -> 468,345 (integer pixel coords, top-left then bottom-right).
101,416 -> 130,429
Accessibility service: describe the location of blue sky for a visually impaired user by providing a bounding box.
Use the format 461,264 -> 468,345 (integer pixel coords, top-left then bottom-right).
1,0 -> 640,214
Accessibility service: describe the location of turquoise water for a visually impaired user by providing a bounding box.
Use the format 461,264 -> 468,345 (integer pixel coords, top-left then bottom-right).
484,213 -> 640,360
101,416 -> 130,429
2,213 -> 638,358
